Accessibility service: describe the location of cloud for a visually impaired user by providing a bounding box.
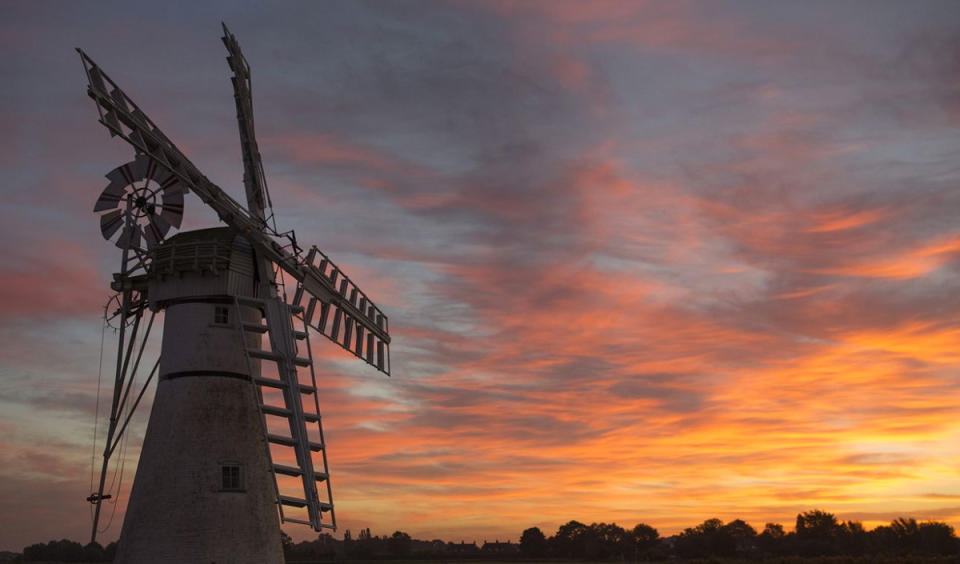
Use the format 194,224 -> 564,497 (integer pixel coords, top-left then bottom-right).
2,0 -> 960,550
810,234 -> 960,280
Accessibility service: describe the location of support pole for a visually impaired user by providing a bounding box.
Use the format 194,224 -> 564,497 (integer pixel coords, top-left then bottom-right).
90,197 -> 136,544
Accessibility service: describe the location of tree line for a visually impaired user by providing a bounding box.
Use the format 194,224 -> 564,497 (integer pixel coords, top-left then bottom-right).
512,511 -> 957,561
13,510 -> 959,562
279,511 -> 958,561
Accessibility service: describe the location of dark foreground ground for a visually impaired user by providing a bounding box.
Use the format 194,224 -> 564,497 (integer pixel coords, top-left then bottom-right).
20,556 -> 960,564
281,559 -> 956,564
291,558 -> 960,564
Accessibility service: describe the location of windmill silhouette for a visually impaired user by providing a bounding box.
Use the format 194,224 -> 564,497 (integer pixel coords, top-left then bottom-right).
79,24 -> 391,563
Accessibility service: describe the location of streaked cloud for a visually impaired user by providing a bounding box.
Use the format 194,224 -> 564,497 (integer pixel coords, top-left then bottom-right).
0,0 -> 958,551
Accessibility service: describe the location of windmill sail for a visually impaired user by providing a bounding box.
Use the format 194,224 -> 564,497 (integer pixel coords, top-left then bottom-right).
222,23 -> 271,224
77,49 -> 391,375
294,247 -> 390,372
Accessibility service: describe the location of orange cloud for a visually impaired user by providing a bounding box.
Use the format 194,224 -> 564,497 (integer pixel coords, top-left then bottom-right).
812,234 -> 960,280
807,208 -> 892,233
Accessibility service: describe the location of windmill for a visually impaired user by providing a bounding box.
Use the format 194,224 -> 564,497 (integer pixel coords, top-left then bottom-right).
79,24 -> 391,563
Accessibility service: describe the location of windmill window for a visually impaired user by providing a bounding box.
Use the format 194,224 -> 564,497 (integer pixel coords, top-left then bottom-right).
220,463 -> 243,491
213,306 -> 229,325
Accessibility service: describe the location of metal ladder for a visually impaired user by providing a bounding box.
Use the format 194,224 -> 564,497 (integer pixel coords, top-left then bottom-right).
234,295 -> 336,531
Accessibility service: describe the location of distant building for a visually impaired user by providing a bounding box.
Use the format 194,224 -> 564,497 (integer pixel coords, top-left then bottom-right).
448,540 -> 480,555
481,540 -> 520,555
411,539 -> 448,555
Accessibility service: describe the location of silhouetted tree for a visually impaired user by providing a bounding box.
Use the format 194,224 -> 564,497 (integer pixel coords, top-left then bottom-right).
578,524 -> 603,560
675,518 -> 736,558
23,539 -> 87,562
795,509 -> 841,556
104,541 -> 118,561
280,530 -> 294,558
551,520 -> 589,559
869,517 -> 958,556
351,530 -> 376,559
388,530 -> 412,558
630,523 -> 659,561
918,520 -> 958,555
722,518 -> 757,555
283,533 -> 338,561
870,524 -> 897,554
890,516 -> 921,553
838,520 -> 868,555
591,522 -> 631,560
82,541 -> 106,562
520,526 -> 548,557
342,528 -> 354,557
757,522 -> 786,555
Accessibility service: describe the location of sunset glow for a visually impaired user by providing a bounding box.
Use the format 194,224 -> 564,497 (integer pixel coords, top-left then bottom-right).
1,0 -> 958,551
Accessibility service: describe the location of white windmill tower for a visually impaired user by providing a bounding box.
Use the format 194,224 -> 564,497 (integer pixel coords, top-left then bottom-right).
79,25 -> 392,564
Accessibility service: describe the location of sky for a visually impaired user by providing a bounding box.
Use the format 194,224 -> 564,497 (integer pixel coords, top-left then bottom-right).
1,0 -> 959,551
